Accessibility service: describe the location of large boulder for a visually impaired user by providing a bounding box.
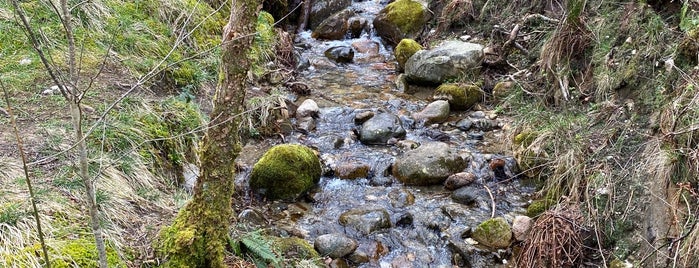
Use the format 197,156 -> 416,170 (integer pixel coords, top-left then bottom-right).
434,83 -> 483,110
405,41 -> 484,84
358,112 -> 406,145
392,142 -> 468,185
309,0 -> 352,30
372,0 -> 429,46
339,208 -> 392,235
312,10 -> 354,40
395,39 -> 423,71
249,144 -> 322,200
472,217 -> 512,249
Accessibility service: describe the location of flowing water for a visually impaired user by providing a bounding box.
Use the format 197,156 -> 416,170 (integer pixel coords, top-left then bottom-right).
243,1 -> 537,266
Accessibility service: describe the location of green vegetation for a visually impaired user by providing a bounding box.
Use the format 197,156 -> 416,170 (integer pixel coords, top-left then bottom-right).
52,239 -> 125,268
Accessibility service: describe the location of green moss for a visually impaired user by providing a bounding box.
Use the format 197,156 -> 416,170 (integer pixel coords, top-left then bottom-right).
249,11 -> 278,78
514,130 -> 538,147
434,83 -> 483,110
395,39 -> 422,71
472,217 -> 512,249
249,144 -> 321,200
157,208 -> 212,268
383,0 -> 427,35
52,239 -> 125,268
526,199 -> 555,217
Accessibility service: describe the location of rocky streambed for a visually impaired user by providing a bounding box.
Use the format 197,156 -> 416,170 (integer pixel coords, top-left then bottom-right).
232,0 -> 538,267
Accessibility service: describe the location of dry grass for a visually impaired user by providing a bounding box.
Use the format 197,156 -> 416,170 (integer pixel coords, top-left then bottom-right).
516,202 -> 585,268
436,0 -> 474,32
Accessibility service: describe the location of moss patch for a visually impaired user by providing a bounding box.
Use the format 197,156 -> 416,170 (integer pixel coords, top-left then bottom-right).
249,144 -> 321,200
395,39 -> 423,71
434,83 -> 483,110
526,199 -> 555,217
52,239 -> 125,268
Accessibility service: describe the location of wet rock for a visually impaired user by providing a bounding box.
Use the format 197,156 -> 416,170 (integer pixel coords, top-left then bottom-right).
470,111 -> 486,118
426,212 -> 451,231
334,161 -> 371,179
388,188 -> 415,207
392,142 -> 468,186
348,241 -> 388,264
444,172 -> 476,190
412,100 -> 450,124
316,134 -> 345,151
312,10 -> 354,40
270,236 -> 320,260
314,233 -> 358,258
468,131 -> 484,140
395,213 -> 414,227
434,83 -> 483,110
358,112 -> 407,145
391,254 -> 416,268
354,110 -> 375,125
339,208 -> 392,235
405,41 -> 484,84
296,99 -> 320,119
512,215 -> 532,241
451,186 -> 480,206
309,0 -> 352,30
249,144 -> 322,200
455,118 -> 473,131
395,39 -> 423,71
348,17 -> 369,38
396,139 -> 420,150
441,204 -> 470,219
238,208 -> 266,227
373,0 -> 430,46
325,46 -> 355,63
396,74 -> 410,92
471,118 -> 496,131
369,176 -> 393,186
351,39 -> 380,54
472,217 -> 512,249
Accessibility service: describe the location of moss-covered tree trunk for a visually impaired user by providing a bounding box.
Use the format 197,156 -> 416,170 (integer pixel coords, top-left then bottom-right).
158,1 -> 259,267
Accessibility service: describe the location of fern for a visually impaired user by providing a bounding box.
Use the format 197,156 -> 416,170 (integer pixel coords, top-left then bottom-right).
239,231 -> 282,268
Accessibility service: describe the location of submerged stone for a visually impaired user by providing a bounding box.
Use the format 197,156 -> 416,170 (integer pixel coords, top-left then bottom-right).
339,208 -> 392,235
392,142 -> 468,186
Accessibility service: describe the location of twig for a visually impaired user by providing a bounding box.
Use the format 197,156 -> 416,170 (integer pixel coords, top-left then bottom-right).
483,184 -> 496,218
1,79 -> 51,267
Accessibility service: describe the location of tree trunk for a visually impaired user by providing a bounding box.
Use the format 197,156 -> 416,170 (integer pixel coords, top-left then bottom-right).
157,1 -> 259,267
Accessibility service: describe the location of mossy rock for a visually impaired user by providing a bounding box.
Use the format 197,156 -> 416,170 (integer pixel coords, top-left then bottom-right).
492,81 -> 515,101
52,239 -> 125,268
250,144 -> 321,200
472,217 -> 512,249
434,83 -> 483,110
526,199 -> 555,217
395,39 -> 422,71
514,146 -> 548,179
373,0 -> 429,46
271,237 -> 321,260
249,11 -> 278,78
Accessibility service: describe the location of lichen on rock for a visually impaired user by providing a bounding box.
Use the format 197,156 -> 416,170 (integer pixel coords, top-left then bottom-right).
472,217 -> 512,249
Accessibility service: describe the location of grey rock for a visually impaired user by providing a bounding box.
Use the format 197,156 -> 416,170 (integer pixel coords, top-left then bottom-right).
388,188 -> 415,208
451,186 -> 480,206
456,118 -> 473,131
314,233 -> 358,258
405,41 -> 484,84
296,99 -> 320,119
359,113 -> 406,145
392,142 -> 468,186
412,100 -> 450,124
512,215 -> 532,241
444,172 -> 476,190
339,208 -> 392,235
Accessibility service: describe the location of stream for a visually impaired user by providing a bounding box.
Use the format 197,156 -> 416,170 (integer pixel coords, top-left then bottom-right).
237,1 -> 537,267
